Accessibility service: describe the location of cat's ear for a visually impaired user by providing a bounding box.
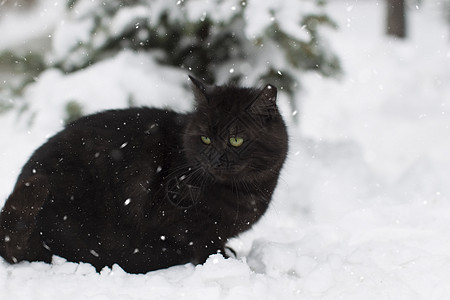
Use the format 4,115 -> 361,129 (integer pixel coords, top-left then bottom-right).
257,84 -> 277,104
189,75 -> 210,105
249,84 -> 278,119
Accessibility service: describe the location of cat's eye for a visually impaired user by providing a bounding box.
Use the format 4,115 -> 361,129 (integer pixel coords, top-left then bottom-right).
201,136 -> 211,145
229,137 -> 244,147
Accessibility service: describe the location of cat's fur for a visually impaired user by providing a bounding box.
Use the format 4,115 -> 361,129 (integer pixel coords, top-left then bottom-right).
0,76 -> 288,273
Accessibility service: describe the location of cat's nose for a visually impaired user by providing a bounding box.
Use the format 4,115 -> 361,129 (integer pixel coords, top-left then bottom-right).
211,153 -> 235,169
212,154 -> 231,169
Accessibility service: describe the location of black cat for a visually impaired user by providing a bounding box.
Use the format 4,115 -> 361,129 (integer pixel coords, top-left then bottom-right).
0,76 -> 288,273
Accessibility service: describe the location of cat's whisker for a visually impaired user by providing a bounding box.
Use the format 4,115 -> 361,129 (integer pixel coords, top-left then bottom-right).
231,179 -> 241,225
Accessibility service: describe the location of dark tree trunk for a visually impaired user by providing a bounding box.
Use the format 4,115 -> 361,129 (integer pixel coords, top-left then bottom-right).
386,0 -> 407,38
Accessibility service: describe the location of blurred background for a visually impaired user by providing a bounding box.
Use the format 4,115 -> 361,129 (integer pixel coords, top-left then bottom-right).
0,0 -> 448,125
0,0 -> 343,122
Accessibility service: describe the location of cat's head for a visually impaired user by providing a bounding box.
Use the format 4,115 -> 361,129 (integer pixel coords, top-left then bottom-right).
183,76 -> 288,183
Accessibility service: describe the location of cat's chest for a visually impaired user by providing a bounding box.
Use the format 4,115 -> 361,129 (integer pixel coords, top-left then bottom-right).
180,184 -> 268,236
209,188 -> 267,231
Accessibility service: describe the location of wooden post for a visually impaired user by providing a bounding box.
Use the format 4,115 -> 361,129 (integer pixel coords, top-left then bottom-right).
386,0 -> 407,38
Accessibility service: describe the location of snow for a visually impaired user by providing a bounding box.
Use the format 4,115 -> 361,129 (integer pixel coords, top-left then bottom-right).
52,17 -> 94,63
244,0 -> 314,41
184,0 -> 241,24
1,0 -> 450,299
0,1 -> 64,52
19,51 -> 190,133
110,5 -> 150,38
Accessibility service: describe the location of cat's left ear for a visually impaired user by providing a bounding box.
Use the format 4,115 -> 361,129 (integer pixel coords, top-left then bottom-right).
189,75 -> 210,105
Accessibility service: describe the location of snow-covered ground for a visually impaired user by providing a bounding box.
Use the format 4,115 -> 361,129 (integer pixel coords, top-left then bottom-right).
1,1 -> 450,299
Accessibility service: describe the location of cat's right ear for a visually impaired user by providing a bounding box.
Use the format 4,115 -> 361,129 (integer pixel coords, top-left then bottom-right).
189,75 -> 209,105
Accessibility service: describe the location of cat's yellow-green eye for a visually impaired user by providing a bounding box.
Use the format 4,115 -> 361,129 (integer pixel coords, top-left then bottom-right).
229,137 -> 244,147
201,136 -> 211,145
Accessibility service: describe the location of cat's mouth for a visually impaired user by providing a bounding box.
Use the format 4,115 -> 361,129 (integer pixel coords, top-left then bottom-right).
193,157 -> 248,182
206,165 -> 247,182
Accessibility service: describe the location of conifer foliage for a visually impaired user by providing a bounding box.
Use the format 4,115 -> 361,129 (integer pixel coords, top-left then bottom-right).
1,0 -> 340,116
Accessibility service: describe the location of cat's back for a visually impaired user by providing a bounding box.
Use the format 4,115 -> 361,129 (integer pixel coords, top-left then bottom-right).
67,107 -> 186,134
19,107 -> 188,180
42,106 -> 187,148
